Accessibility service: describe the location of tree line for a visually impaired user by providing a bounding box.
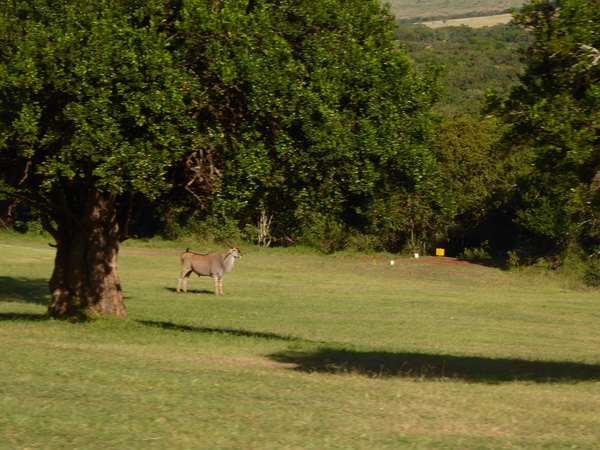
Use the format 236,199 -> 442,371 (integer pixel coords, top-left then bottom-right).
0,0 -> 598,318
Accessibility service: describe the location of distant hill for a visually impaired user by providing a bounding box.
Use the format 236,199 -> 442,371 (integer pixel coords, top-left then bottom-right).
385,0 -> 525,21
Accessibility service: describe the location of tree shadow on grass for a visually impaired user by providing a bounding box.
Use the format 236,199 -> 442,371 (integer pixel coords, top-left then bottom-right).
268,348 -> 600,384
0,276 -> 49,305
138,319 -> 301,341
138,320 -> 600,384
0,312 -> 49,321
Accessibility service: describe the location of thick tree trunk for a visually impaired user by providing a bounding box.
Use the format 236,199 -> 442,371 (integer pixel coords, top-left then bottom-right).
47,189 -> 127,319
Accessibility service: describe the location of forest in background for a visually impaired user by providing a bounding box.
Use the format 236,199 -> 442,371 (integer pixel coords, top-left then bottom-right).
395,22 -> 530,115
1,0 -> 599,311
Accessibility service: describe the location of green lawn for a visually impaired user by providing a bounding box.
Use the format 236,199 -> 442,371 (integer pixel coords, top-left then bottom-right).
1,233 -> 599,448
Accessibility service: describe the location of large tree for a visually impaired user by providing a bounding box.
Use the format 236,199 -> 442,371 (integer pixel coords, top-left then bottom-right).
176,0 -> 442,249
493,0 -> 600,253
0,0 -> 198,317
0,0 -> 440,318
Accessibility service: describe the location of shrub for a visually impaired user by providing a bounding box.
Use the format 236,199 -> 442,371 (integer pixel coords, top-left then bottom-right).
584,259 -> 600,288
297,214 -> 349,254
458,242 -> 492,261
507,250 -> 521,270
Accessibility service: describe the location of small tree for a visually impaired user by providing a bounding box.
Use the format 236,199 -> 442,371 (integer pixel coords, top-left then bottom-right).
0,0 -> 198,318
433,114 -> 504,250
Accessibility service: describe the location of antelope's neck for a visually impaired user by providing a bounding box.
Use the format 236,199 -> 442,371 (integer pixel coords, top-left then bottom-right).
223,252 -> 235,273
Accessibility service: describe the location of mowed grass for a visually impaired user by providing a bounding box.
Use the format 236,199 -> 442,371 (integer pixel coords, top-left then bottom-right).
1,233 -> 599,448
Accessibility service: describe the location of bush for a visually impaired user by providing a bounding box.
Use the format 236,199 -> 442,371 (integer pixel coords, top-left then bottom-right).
584,259 -> 600,288
507,250 -> 521,270
458,242 -> 492,261
297,214 -> 349,254
177,213 -> 243,244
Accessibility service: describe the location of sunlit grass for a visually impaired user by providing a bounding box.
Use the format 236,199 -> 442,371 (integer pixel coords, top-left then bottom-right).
1,232 -> 599,448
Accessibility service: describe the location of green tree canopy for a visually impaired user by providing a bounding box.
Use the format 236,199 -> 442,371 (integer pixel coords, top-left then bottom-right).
0,0 -> 199,317
493,0 -> 600,253
176,0 -> 442,249
433,114 -> 502,247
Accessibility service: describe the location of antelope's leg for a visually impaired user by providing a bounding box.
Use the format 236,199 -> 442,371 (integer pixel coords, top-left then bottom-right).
214,275 -> 223,295
178,270 -> 192,293
212,274 -> 220,295
177,275 -> 182,293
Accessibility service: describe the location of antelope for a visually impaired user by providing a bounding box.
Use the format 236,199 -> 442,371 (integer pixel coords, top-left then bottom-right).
177,243 -> 243,295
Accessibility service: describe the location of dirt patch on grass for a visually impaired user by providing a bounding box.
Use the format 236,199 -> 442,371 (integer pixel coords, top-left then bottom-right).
410,256 -> 473,267
364,256 -> 506,283
370,256 -> 479,268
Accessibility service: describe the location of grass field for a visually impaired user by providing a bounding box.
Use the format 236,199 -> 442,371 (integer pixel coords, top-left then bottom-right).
386,0 -> 524,20
420,14 -> 513,29
1,232 -> 599,448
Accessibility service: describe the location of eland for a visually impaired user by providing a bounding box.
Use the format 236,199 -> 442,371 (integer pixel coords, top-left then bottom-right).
177,243 -> 243,295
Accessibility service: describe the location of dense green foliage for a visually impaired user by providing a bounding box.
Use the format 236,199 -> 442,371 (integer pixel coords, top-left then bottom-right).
431,114 -> 504,251
394,0 -> 599,265
170,0 -> 443,252
0,0 -> 444,253
0,0 -> 197,198
0,0 -> 198,236
394,22 -> 530,114
491,0 -> 600,256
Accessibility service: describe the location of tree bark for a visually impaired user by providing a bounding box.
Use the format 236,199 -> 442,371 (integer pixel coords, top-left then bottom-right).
47,189 -> 127,319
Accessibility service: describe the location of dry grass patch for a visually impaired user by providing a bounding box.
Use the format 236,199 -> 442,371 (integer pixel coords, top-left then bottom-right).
420,14 -> 514,28
387,0 -> 521,20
